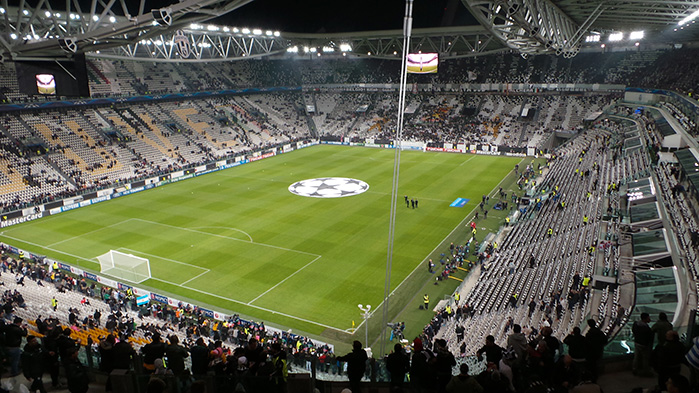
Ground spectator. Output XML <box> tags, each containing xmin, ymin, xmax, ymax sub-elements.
<box><xmin>564</xmin><ymin>327</ymin><xmax>587</xmax><ymax>363</ymax></box>
<box><xmin>113</xmin><ymin>335</ymin><xmax>136</xmax><ymax>371</ymax></box>
<box><xmin>21</xmin><ymin>335</ymin><xmax>47</xmax><ymax>393</ymax></box>
<box><xmin>434</xmin><ymin>338</ymin><xmax>457</xmax><ymax>393</ymax></box>
<box><xmin>65</xmin><ymin>347</ymin><xmax>89</xmax><ymax>393</ymax></box>
<box><xmin>42</xmin><ymin>328</ymin><xmax>62</xmax><ymax>388</ymax></box>
<box><xmin>189</xmin><ymin>337</ymin><xmax>209</xmax><ymax>376</ymax></box>
<box><xmin>477</xmin><ymin>335</ymin><xmax>503</xmax><ymax>364</ymax></box>
<box><xmin>585</xmin><ymin>319</ymin><xmax>607</xmax><ymax>380</ymax></box>
<box><xmin>385</xmin><ymin>343</ymin><xmax>409</xmax><ymax>389</ymax></box>
<box><xmin>99</xmin><ymin>335</ymin><xmax>116</xmax><ymax>392</ymax></box>
<box><xmin>476</xmin><ymin>361</ymin><xmax>509</xmax><ymax>393</ymax></box>
<box><xmin>632</xmin><ymin>312</ymin><xmax>654</xmax><ymax>377</ymax></box>
<box><xmin>553</xmin><ymin>355</ymin><xmax>580</xmax><ymax>391</ymax></box>
<box><xmin>5</xmin><ymin>316</ymin><xmax>28</xmax><ymax>376</ymax></box>
<box><xmin>507</xmin><ymin>324</ymin><xmax>528</xmax><ymax>367</ymax></box>
<box><xmin>666</xmin><ymin>374</ymin><xmax>691</xmax><ymax>393</ymax></box>
<box><xmin>165</xmin><ymin>335</ymin><xmax>189</xmax><ymax>376</ymax></box>
<box><xmin>654</xmin><ymin>331</ymin><xmax>687</xmax><ymax>388</ymax></box>
<box><xmin>651</xmin><ymin>312</ymin><xmax>673</xmax><ymax>349</ymax></box>
<box><xmin>337</xmin><ymin>340</ymin><xmax>368</xmax><ymax>393</ymax></box>
<box><xmin>446</xmin><ymin>363</ymin><xmax>483</xmax><ymax>393</ymax></box>
<box><xmin>411</xmin><ymin>338</ymin><xmax>434</xmax><ymax>393</ymax></box>
<box><xmin>141</xmin><ymin>332</ymin><xmax>166</xmax><ymax>374</ymax></box>
<box><xmin>270</xmin><ymin>342</ymin><xmax>288</xmax><ymax>393</ymax></box>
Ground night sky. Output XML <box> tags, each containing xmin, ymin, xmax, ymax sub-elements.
<box><xmin>145</xmin><ymin>0</ymin><xmax>478</xmax><ymax>33</ymax></box>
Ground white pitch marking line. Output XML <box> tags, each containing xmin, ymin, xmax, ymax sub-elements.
<box><xmin>354</xmin><ymin>157</ymin><xmax>527</xmax><ymax>331</ymax></box>
<box><xmin>0</xmin><ymin>234</ymin><xmax>99</xmax><ymax>265</ymax></box>
<box><xmin>180</xmin><ymin>270</ymin><xmax>210</xmax><ymax>286</ymax></box>
<box><xmin>117</xmin><ymin>247</ymin><xmax>209</xmax><ymax>273</ymax></box>
<box><xmin>187</xmin><ymin>226</ymin><xmax>253</xmax><ymax>242</ymax></box>
<box><xmin>46</xmin><ymin>218</ymin><xmax>136</xmax><ymax>248</ymax></box>
<box><xmin>131</xmin><ymin>218</ymin><xmax>320</xmax><ymax>257</ymax></box>
<box><xmin>248</xmin><ymin>255</ymin><xmax>322</xmax><ymax>305</ymax></box>
<box><xmin>148</xmin><ymin>276</ymin><xmax>346</xmax><ymax>333</ymax></box>
<box><xmin>459</xmin><ymin>155</ymin><xmax>477</xmax><ymax>166</ymax></box>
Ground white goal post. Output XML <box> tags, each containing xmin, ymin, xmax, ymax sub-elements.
<box><xmin>97</xmin><ymin>250</ymin><xmax>151</xmax><ymax>283</ymax></box>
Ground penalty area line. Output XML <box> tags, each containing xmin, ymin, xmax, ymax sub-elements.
<box><xmin>118</xmin><ymin>247</ymin><xmax>209</xmax><ymax>274</ymax></box>
<box><xmin>247</xmin><ymin>255</ymin><xmax>322</xmax><ymax>305</ymax></box>
<box><xmin>132</xmin><ymin>218</ymin><xmax>320</xmax><ymax>258</ymax></box>
<box><xmin>148</xmin><ymin>276</ymin><xmax>346</xmax><ymax>334</ymax></box>
<box><xmin>180</xmin><ymin>270</ymin><xmax>210</xmax><ymax>286</ymax></box>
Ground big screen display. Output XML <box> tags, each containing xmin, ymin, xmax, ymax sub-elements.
<box><xmin>406</xmin><ymin>53</ymin><xmax>438</xmax><ymax>74</ymax></box>
<box><xmin>15</xmin><ymin>54</ymin><xmax>90</xmax><ymax>97</ymax></box>
<box><xmin>36</xmin><ymin>74</ymin><xmax>56</xmax><ymax>95</ymax></box>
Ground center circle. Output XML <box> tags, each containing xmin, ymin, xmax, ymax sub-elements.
<box><xmin>288</xmin><ymin>177</ymin><xmax>370</xmax><ymax>198</ymax></box>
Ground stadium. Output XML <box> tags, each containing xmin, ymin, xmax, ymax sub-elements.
<box><xmin>0</xmin><ymin>0</ymin><xmax>698</xmax><ymax>392</ymax></box>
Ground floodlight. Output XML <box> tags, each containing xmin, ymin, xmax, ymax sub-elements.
<box><xmin>679</xmin><ymin>8</ymin><xmax>699</xmax><ymax>26</ymax></box>
<box><xmin>629</xmin><ymin>31</ymin><xmax>644</xmax><ymax>40</ymax></box>
<box><xmin>109</xmin><ymin>16</ymin><xmax>116</xmax><ymax>23</ymax></box>
<box><xmin>608</xmin><ymin>32</ymin><xmax>623</xmax><ymax>42</ymax></box>
<box><xmin>252</xmin><ymin>29</ymin><xmax>262</xmax><ymax>35</ymax></box>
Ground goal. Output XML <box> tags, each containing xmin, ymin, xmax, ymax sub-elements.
<box><xmin>97</xmin><ymin>250</ymin><xmax>151</xmax><ymax>283</ymax></box>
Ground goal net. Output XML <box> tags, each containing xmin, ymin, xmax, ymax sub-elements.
<box><xmin>97</xmin><ymin>250</ymin><xmax>151</xmax><ymax>283</ymax></box>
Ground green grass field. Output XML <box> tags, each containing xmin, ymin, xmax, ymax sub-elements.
<box><xmin>0</xmin><ymin>145</ymin><xmax>523</xmax><ymax>348</ymax></box>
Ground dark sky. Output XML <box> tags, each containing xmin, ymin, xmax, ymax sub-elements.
<box><xmin>210</xmin><ymin>0</ymin><xmax>477</xmax><ymax>33</ymax></box>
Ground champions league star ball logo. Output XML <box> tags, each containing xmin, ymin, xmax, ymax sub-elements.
<box><xmin>288</xmin><ymin>177</ymin><xmax>369</xmax><ymax>198</ymax></box>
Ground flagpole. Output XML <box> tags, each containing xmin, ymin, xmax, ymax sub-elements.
<box><xmin>379</xmin><ymin>0</ymin><xmax>413</xmax><ymax>357</ymax></box>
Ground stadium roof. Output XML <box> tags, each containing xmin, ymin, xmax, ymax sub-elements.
<box><xmin>0</xmin><ymin>0</ymin><xmax>698</xmax><ymax>61</ymax></box>
<box><xmin>554</xmin><ymin>0</ymin><xmax>699</xmax><ymax>34</ymax></box>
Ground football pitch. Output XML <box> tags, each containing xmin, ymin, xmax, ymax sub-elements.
<box><xmin>0</xmin><ymin>145</ymin><xmax>521</xmax><ymax>341</ymax></box>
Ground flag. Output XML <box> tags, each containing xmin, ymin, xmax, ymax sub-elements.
<box><xmin>137</xmin><ymin>295</ymin><xmax>149</xmax><ymax>306</ymax></box>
